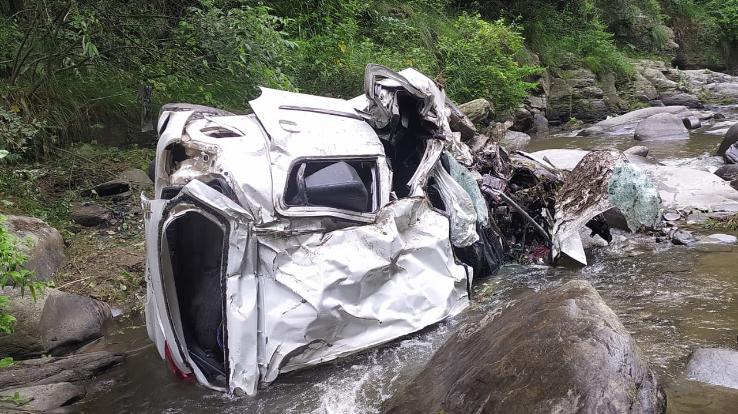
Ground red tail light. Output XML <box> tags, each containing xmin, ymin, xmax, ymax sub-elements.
<box><xmin>164</xmin><ymin>341</ymin><xmax>195</xmax><ymax>382</ymax></box>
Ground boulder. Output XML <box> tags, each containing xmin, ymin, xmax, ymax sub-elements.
<box><xmin>382</xmin><ymin>280</ymin><xmax>666</xmax><ymax>414</ymax></box>
<box><xmin>116</xmin><ymin>168</ymin><xmax>153</xmax><ymax>187</ymax></box>
<box><xmin>671</xmin><ymin>229</ymin><xmax>696</xmax><ymax>245</ymax></box>
<box><xmin>548</xmin><ymin>69</ymin><xmax>609</xmax><ymax>122</ymax></box>
<box><xmin>39</xmin><ymin>292</ymin><xmax>113</xmax><ymax>355</ymax></box>
<box><xmin>643</xmin><ymin>164</ymin><xmax>738</xmax><ymax>212</ymax></box>
<box><xmin>70</xmin><ymin>203</ymin><xmax>111</xmax><ymax>227</ymax></box>
<box><xmin>717</xmin><ymin>123</ymin><xmax>738</xmax><ymax>156</ymax></box>
<box><xmin>530</xmin><ymin>111</ymin><xmax>549</xmax><ymax>138</ymax></box>
<box><xmin>500</xmin><ymin>131</ymin><xmax>531</xmax><ymax>152</ymax></box>
<box><xmin>0</xmin><ymin>288</ymin><xmax>112</xmax><ymax>358</ymax></box>
<box><xmin>0</xmin><ymin>382</ymin><xmax>85</xmax><ymax>412</ymax></box>
<box><xmin>1</xmin><ymin>215</ymin><xmax>64</xmax><ymax>281</ymax></box>
<box><xmin>685</xmin><ymin>348</ymin><xmax>738</xmax><ymax>390</ymax></box>
<box><xmin>715</xmin><ymin>164</ymin><xmax>738</xmax><ymax>181</ymax></box>
<box><xmin>457</xmin><ymin>99</ymin><xmax>492</xmax><ymax>124</ymax></box>
<box><xmin>625</xmin><ymin>146</ymin><xmax>650</xmax><ymax>157</ymax></box>
<box><xmin>661</xmin><ymin>93</ymin><xmax>702</xmax><ymax>109</ymax></box>
<box><xmin>634</xmin><ymin>113</ymin><xmax>689</xmax><ymax>141</ymax></box>
<box><xmin>682</xmin><ymin>116</ymin><xmax>701</xmax><ymax>130</ymax></box>
<box><xmin>579</xmin><ymin>106</ymin><xmax>694</xmax><ymax>137</ymax></box>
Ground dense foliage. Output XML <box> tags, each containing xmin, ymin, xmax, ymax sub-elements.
<box><xmin>1</xmin><ymin>0</ymin><xmax>736</xmax><ymax>158</ymax></box>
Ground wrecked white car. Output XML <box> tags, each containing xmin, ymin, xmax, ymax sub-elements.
<box><xmin>142</xmin><ymin>65</ymin><xmax>498</xmax><ymax>395</ymax></box>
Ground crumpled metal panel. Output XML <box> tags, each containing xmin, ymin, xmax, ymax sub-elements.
<box><xmin>255</xmin><ymin>197</ymin><xmax>469</xmax><ymax>386</ymax></box>
<box><xmin>250</xmin><ymin>88</ymin><xmax>390</xmax><ymax>223</ymax></box>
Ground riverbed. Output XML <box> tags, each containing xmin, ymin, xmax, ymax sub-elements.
<box><xmin>79</xmin><ymin>108</ymin><xmax>738</xmax><ymax>413</ymax></box>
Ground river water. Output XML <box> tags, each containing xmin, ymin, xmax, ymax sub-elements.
<box><xmin>80</xmin><ymin>107</ymin><xmax>738</xmax><ymax>413</ymax></box>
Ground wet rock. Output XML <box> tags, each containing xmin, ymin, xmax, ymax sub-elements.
<box><xmin>661</xmin><ymin>93</ymin><xmax>702</xmax><ymax>109</ymax></box>
<box><xmin>625</xmin><ymin>146</ymin><xmax>650</xmax><ymax>157</ymax></box>
<box><xmin>715</xmin><ymin>164</ymin><xmax>738</xmax><ymax>181</ymax></box>
<box><xmin>682</xmin><ymin>116</ymin><xmax>702</xmax><ymax>130</ymax></box>
<box><xmin>0</xmin><ymin>382</ymin><xmax>85</xmax><ymax>412</ymax></box>
<box><xmin>500</xmin><ymin>131</ymin><xmax>531</xmax><ymax>152</ymax></box>
<box><xmin>116</xmin><ymin>168</ymin><xmax>153</xmax><ymax>187</ymax></box>
<box><xmin>663</xmin><ymin>211</ymin><xmax>681</xmax><ymax>221</ymax></box>
<box><xmin>0</xmin><ymin>288</ymin><xmax>112</xmax><ymax>358</ymax></box>
<box><xmin>685</xmin><ymin>348</ymin><xmax>738</xmax><ymax>390</ymax></box>
<box><xmin>457</xmin><ymin>98</ymin><xmax>492</xmax><ymax>124</ymax></box>
<box><xmin>1</xmin><ymin>215</ymin><xmax>64</xmax><ymax>281</ymax></box>
<box><xmin>39</xmin><ymin>292</ymin><xmax>113</xmax><ymax>355</ymax></box>
<box><xmin>0</xmin><ymin>351</ymin><xmax>123</xmax><ymax>390</ymax></box>
<box><xmin>530</xmin><ymin>111</ymin><xmax>549</xmax><ymax>138</ymax></box>
<box><xmin>634</xmin><ymin>113</ymin><xmax>689</xmax><ymax>141</ymax></box>
<box><xmin>644</xmin><ymin>165</ymin><xmax>738</xmax><ymax>212</ymax></box>
<box><xmin>671</xmin><ymin>229</ymin><xmax>696</xmax><ymax>245</ymax></box>
<box><xmin>382</xmin><ymin>280</ymin><xmax>666</xmax><ymax>414</ymax></box>
<box><xmin>716</xmin><ymin>123</ymin><xmax>738</xmax><ymax>156</ymax></box>
<box><xmin>698</xmin><ymin>234</ymin><xmax>738</xmax><ymax>244</ymax></box>
<box><xmin>70</xmin><ymin>203</ymin><xmax>111</xmax><ymax>227</ymax></box>
<box><xmin>579</xmin><ymin>106</ymin><xmax>694</xmax><ymax>137</ymax></box>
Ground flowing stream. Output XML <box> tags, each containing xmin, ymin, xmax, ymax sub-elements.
<box><xmin>80</xmin><ymin>106</ymin><xmax>738</xmax><ymax>413</ymax></box>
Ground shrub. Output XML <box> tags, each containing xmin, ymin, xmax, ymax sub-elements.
<box><xmin>526</xmin><ymin>4</ymin><xmax>633</xmax><ymax>77</ymax></box>
<box><xmin>438</xmin><ymin>14</ymin><xmax>539</xmax><ymax>110</ymax></box>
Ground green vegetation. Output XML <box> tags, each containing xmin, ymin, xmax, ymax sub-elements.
<box><xmin>0</xmin><ymin>215</ymin><xmax>45</xmax><ymax>337</ymax></box>
<box><xmin>1</xmin><ymin>0</ymin><xmax>737</xmax><ymax>158</ymax></box>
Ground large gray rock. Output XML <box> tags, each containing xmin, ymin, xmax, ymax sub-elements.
<box><xmin>457</xmin><ymin>98</ymin><xmax>492</xmax><ymax>124</ymax></box>
<box><xmin>625</xmin><ymin>146</ymin><xmax>650</xmax><ymax>157</ymax></box>
<box><xmin>579</xmin><ymin>106</ymin><xmax>695</xmax><ymax>137</ymax></box>
<box><xmin>685</xmin><ymin>348</ymin><xmax>738</xmax><ymax>390</ymax></box>
<box><xmin>643</xmin><ymin>164</ymin><xmax>738</xmax><ymax>212</ymax></box>
<box><xmin>717</xmin><ymin>123</ymin><xmax>738</xmax><ymax>156</ymax></box>
<box><xmin>715</xmin><ymin>164</ymin><xmax>738</xmax><ymax>181</ymax></box>
<box><xmin>1</xmin><ymin>215</ymin><xmax>64</xmax><ymax>281</ymax></box>
<box><xmin>382</xmin><ymin>280</ymin><xmax>666</xmax><ymax>414</ymax></box>
<box><xmin>70</xmin><ymin>203</ymin><xmax>111</xmax><ymax>227</ymax></box>
<box><xmin>0</xmin><ymin>382</ymin><xmax>85</xmax><ymax>411</ymax></box>
<box><xmin>500</xmin><ymin>130</ymin><xmax>531</xmax><ymax>152</ymax></box>
<box><xmin>39</xmin><ymin>291</ymin><xmax>113</xmax><ymax>355</ymax></box>
<box><xmin>116</xmin><ymin>168</ymin><xmax>153</xmax><ymax>187</ymax></box>
<box><xmin>634</xmin><ymin>113</ymin><xmax>690</xmax><ymax>141</ymax></box>
<box><xmin>0</xmin><ymin>288</ymin><xmax>112</xmax><ymax>358</ymax></box>
<box><xmin>661</xmin><ymin>92</ymin><xmax>702</xmax><ymax>108</ymax></box>
<box><xmin>548</xmin><ymin>69</ymin><xmax>609</xmax><ymax>123</ymax></box>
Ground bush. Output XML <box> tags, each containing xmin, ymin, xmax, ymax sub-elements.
<box><xmin>526</xmin><ymin>3</ymin><xmax>633</xmax><ymax>77</ymax></box>
<box><xmin>0</xmin><ymin>108</ymin><xmax>47</xmax><ymax>161</ymax></box>
<box><xmin>438</xmin><ymin>14</ymin><xmax>539</xmax><ymax>110</ymax></box>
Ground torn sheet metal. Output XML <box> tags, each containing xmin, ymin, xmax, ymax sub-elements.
<box><xmin>552</xmin><ymin>151</ymin><xmax>661</xmax><ymax>264</ymax></box>
<box><xmin>257</xmin><ymin>198</ymin><xmax>469</xmax><ymax>383</ymax></box>
<box><xmin>144</xmin><ymin>65</ymin><xmax>478</xmax><ymax>396</ymax></box>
